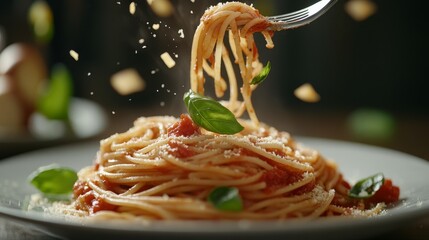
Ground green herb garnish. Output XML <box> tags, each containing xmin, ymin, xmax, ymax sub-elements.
<box><xmin>183</xmin><ymin>90</ymin><xmax>244</xmax><ymax>134</ymax></box>
<box><xmin>37</xmin><ymin>63</ymin><xmax>73</xmax><ymax>120</ymax></box>
<box><xmin>28</xmin><ymin>164</ymin><xmax>77</xmax><ymax>195</ymax></box>
<box><xmin>250</xmin><ymin>61</ymin><xmax>271</xmax><ymax>85</ymax></box>
<box><xmin>348</xmin><ymin>173</ymin><xmax>385</xmax><ymax>199</ymax></box>
<box><xmin>208</xmin><ymin>186</ymin><xmax>243</xmax><ymax>212</ymax></box>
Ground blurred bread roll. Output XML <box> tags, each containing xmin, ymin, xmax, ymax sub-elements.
<box><xmin>0</xmin><ymin>43</ymin><xmax>48</xmax><ymax>134</ymax></box>
<box><xmin>0</xmin><ymin>75</ymin><xmax>26</xmax><ymax>135</ymax></box>
<box><xmin>0</xmin><ymin>43</ymin><xmax>47</xmax><ymax>109</ymax></box>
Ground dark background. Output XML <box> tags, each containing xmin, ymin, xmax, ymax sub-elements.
<box><xmin>1</xmin><ymin>0</ymin><xmax>427</xmax><ymax>112</ymax></box>
<box><xmin>1</xmin><ymin>0</ymin><xmax>428</xmax><ymax>159</ymax></box>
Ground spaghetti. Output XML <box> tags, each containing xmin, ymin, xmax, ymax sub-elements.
<box><xmin>190</xmin><ymin>2</ymin><xmax>273</xmax><ymax>126</ymax></box>
<box><xmin>67</xmin><ymin>2</ymin><xmax>399</xmax><ymax>220</ymax></box>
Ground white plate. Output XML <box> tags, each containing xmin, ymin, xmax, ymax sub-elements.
<box><xmin>0</xmin><ymin>137</ymin><xmax>429</xmax><ymax>240</ymax></box>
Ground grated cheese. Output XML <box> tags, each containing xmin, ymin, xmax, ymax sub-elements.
<box><xmin>110</xmin><ymin>68</ymin><xmax>146</xmax><ymax>95</ymax></box>
<box><xmin>345</xmin><ymin>0</ymin><xmax>377</xmax><ymax>21</ymax></box>
<box><xmin>294</xmin><ymin>83</ymin><xmax>320</xmax><ymax>103</ymax></box>
<box><xmin>160</xmin><ymin>52</ymin><xmax>176</xmax><ymax>68</ymax></box>
<box><xmin>147</xmin><ymin>0</ymin><xmax>173</xmax><ymax>17</ymax></box>
<box><xmin>178</xmin><ymin>29</ymin><xmax>185</xmax><ymax>38</ymax></box>
<box><xmin>69</xmin><ymin>50</ymin><xmax>79</xmax><ymax>61</ymax></box>
<box><xmin>129</xmin><ymin>2</ymin><xmax>136</xmax><ymax>15</ymax></box>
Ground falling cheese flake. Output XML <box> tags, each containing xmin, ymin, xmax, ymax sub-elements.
<box><xmin>294</xmin><ymin>83</ymin><xmax>320</xmax><ymax>103</ymax></box>
<box><xmin>110</xmin><ymin>68</ymin><xmax>146</xmax><ymax>95</ymax></box>
<box><xmin>129</xmin><ymin>2</ymin><xmax>136</xmax><ymax>15</ymax></box>
<box><xmin>69</xmin><ymin>50</ymin><xmax>79</xmax><ymax>61</ymax></box>
<box><xmin>147</xmin><ymin>0</ymin><xmax>173</xmax><ymax>17</ymax></box>
<box><xmin>178</xmin><ymin>29</ymin><xmax>185</xmax><ymax>38</ymax></box>
<box><xmin>152</xmin><ymin>23</ymin><xmax>160</xmax><ymax>30</ymax></box>
<box><xmin>160</xmin><ymin>52</ymin><xmax>176</xmax><ymax>68</ymax></box>
<box><xmin>345</xmin><ymin>0</ymin><xmax>377</xmax><ymax>21</ymax></box>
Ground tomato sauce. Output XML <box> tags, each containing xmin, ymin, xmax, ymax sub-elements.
<box><xmin>248</xmin><ymin>21</ymin><xmax>272</xmax><ymax>34</ymax></box>
<box><xmin>366</xmin><ymin>179</ymin><xmax>400</xmax><ymax>205</ymax></box>
<box><xmin>332</xmin><ymin>178</ymin><xmax>400</xmax><ymax>209</ymax></box>
<box><xmin>168</xmin><ymin>141</ymin><xmax>195</xmax><ymax>158</ymax></box>
<box><xmin>331</xmin><ymin>179</ymin><xmax>361</xmax><ymax>208</ymax></box>
<box><xmin>261</xmin><ymin>167</ymin><xmax>313</xmax><ymax>194</ymax></box>
<box><xmin>81</xmin><ymin>191</ymin><xmax>118</xmax><ymax>214</ymax></box>
<box><xmin>73</xmin><ymin>180</ymin><xmax>91</xmax><ymax>198</ymax></box>
<box><xmin>168</xmin><ymin>114</ymin><xmax>200</xmax><ymax>137</ymax></box>
<box><xmin>100</xmin><ymin>175</ymin><xmax>117</xmax><ymax>192</ymax></box>
<box><xmin>73</xmin><ymin>180</ymin><xmax>118</xmax><ymax>214</ymax></box>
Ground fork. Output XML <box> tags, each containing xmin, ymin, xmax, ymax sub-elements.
<box><xmin>266</xmin><ymin>0</ymin><xmax>338</xmax><ymax>31</ymax></box>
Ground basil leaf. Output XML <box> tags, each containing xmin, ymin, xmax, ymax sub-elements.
<box><xmin>250</xmin><ymin>61</ymin><xmax>271</xmax><ymax>85</ymax></box>
<box><xmin>348</xmin><ymin>173</ymin><xmax>385</xmax><ymax>199</ymax></box>
<box><xmin>37</xmin><ymin>63</ymin><xmax>73</xmax><ymax>120</ymax></box>
<box><xmin>183</xmin><ymin>90</ymin><xmax>244</xmax><ymax>134</ymax></box>
<box><xmin>28</xmin><ymin>164</ymin><xmax>77</xmax><ymax>195</ymax></box>
<box><xmin>208</xmin><ymin>186</ymin><xmax>243</xmax><ymax>212</ymax></box>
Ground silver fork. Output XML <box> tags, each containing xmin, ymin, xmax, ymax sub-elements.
<box><xmin>266</xmin><ymin>0</ymin><xmax>338</xmax><ymax>31</ymax></box>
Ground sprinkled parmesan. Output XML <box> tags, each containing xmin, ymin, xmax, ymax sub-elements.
<box><xmin>223</xmin><ymin>149</ymin><xmax>240</xmax><ymax>158</ymax></box>
<box><xmin>129</xmin><ymin>2</ymin><xmax>136</xmax><ymax>15</ymax></box>
<box><xmin>308</xmin><ymin>185</ymin><xmax>332</xmax><ymax>203</ymax></box>
<box><xmin>69</xmin><ymin>50</ymin><xmax>79</xmax><ymax>61</ymax></box>
<box><xmin>294</xmin><ymin>83</ymin><xmax>320</xmax><ymax>103</ymax></box>
<box><xmin>160</xmin><ymin>52</ymin><xmax>176</xmax><ymax>68</ymax></box>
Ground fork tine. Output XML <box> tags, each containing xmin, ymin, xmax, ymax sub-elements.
<box><xmin>267</xmin><ymin>0</ymin><xmax>337</xmax><ymax>31</ymax></box>
<box><xmin>277</xmin><ymin>11</ymin><xmax>309</xmax><ymax>22</ymax></box>
<box><xmin>282</xmin><ymin>11</ymin><xmax>311</xmax><ymax>23</ymax></box>
<box><xmin>267</xmin><ymin>8</ymin><xmax>308</xmax><ymax>22</ymax></box>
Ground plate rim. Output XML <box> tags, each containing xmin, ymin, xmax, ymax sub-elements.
<box><xmin>1</xmin><ymin>137</ymin><xmax>429</xmax><ymax>237</ymax></box>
